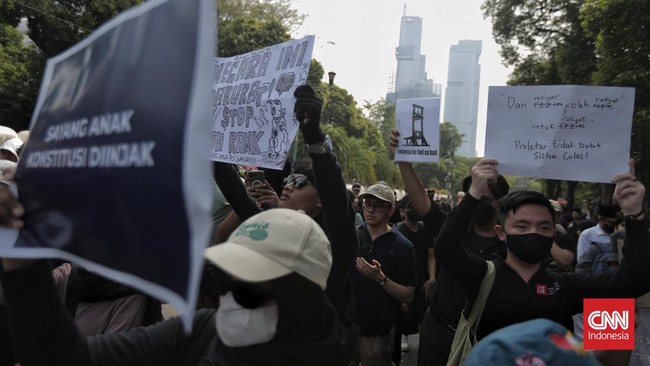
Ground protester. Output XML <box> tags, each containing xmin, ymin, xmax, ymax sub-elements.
<box><xmin>351</xmin><ymin>182</ymin><xmax>362</xmax><ymax>197</ymax></box>
<box><xmin>389</xmin><ymin>127</ymin><xmax>511</xmax><ymax>366</ymax></box>
<box><xmin>211</xmin><ymin>85</ymin><xmax>359</xmax><ymax>350</ymax></box>
<box><xmin>0</xmin><ymin>208</ymin><xmax>356</xmax><ymax>365</ymax></box>
<box><xmin>0</xmin><ymin>137</ymin><xmax>23</xmax><ymax>162</ymax></box>
<box><xmin>393</xmin><ymin>194</ymin><xmax>436</xmax><ymax>359</ymax></box>
<box><xmin>547</xmin><ymin>199</ymin><xmax>578</xmax><ymax>273</ymax></box>
<box><xmin>576</xmin><ymin>204</ymin><xmax>620</xmax><ymax>259</ymax></box>
<box><xmin>0</xmin><ymin>126</ymin><xmax>17</xmax><ymax>146</ymax></box>
<box><xmin>349</xmin><ymin>183</ymin><xmax>416</xmax><ymax>366</ymax></box>
<box><xmin>435</xmin><ymin>158</ymin><xmax>649</xmax><ymax>346</ymax></box>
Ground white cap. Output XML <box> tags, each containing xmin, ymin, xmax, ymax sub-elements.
<box><xmin>17</xmin><ymin>130</ymin><xmax>30</xmax><ymax>144</ymax></box>
<box><xmin>0</xmin><ymin>137</ymin><xmax>23</xmax><ymax>160</ymax></box>
<box><xmin>0</xmin><ymin>160</ymin><xmax>17</xmax><ymax>185</ymax></box>
<box><xmin>204</xmin><ymin>208</ymin><xmax>332</xmax><ymax>289</ymax></box>
<box><xmin>0</xmin><ymin>126</ymin><xmax>17</xmax><ymax>145</ymax></box>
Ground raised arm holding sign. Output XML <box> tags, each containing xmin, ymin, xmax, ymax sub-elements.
<box><xmin>210</xmin><ymin>36</ymin><xmax>315</xmax><ymax>170</ymax></box>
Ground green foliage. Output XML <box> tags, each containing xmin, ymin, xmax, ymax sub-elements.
<box><xmin>307</xmin><ymin>58</ymin><xmax>324</xmax><ymax>87</ymax></box>
<box><xmin>581</xmin><ymin>0</ymin><xmax>650</xmax><ymax>189</ymax></box>
<box><xmin>2</xmin><ymin>0</ymin><xmax>143</xmax><ymax>57</ymax></box>
<box><xmin>217</xmin><ymin>16</ymin><xmax>289</xmax><ymax>57</ymax></box>
<box><xmin>0</xmin><ymin>25</ymin><xmax>44</xmax><ymax>130</ymax></box>
<box><xmin>364</xmin><ymin>98</ymin><xmax>396</xmax><ymax>139</ymax></box>
<box><xmin>0</xmin><ymin>0</ymin><xmax>142</xmax><ymax>129</ymax></box>
<box><xmin>483</xmin><ymin>0</ymin><xmax>649</xmax><ymax>206</ymax></box>
<box><xmin>216</xmin><ymin>0</ymin><xmax>304</xmax><ymax>56</ymax></box>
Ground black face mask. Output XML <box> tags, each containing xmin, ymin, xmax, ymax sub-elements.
<box><xmin>602</xmin><ymin>224</ymin><xmax>615</xmax><ymax>233</ymax></box>
<box><xmin>471</xmin><ymin>202</ymin><xmax>496</xmax><ymax>226</ymax></box>
<box><xmin>406</xmin><ymin>210</ymin><xmax>421</xmax><ymax>222</ymax></box>
<box><xmin>505</xmin><ymin>232</ymin><xmax>553</xmax><ymax>264</ymax></box>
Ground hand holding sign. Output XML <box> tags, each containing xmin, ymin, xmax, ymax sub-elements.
<box><xmin>613</xmin><ymin>160</ymin><xmax>645</xmax><ymax>216</ymax></box>
<box><xmin>469</xmin><ymin>159</ymin><xmax>500</xmax><ymax>199</ymax></box>
<box><xmin>294</xmin><ymin>85</ymin><xmax>324</xmax><ymax>145</ymax></box>
<box><xmin>485</xmin><ymin>85</ymin><xmax>635</xmax><ymax>183</ymax></box>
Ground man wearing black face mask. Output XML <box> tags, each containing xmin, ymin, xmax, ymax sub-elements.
<box><xmin>435</xmin><ymin>158</ymin><xmax>650</xmax><ymax>345</ymax></box>
<box><xmin>393</xmin><ymin>195</ymin><xmax>436</xmax><ymax>358</ymax></box>
<box><xmin>388</xmin><ymin>129</ymin><xmax>510</xmax><ymax>365</ymax></box>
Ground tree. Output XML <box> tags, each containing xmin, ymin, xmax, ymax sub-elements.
<box><xmin>0</xmin><ymin>25</ymin><xmax>44</xmax><ymax>130</ymax></box>
<box><xmin>0</xmin><ymin>0</ymin><xmax>303</xmax><ymax>131</ymax></box>
<box><xmin>413</xmin><ymin>122</ymin><xmax>468</xmax><ymax>193</ymax></box>
<box><xmin>581</xmin><ymin>0</ymin><xmax>650</xmax><ymax>200</ymax></box>
<box><xmin>0</xmin><ymin>0</ymin><xmax>143</xmax><ymax>130</ymax></box>
<box><xmin>0</xmin><ymin>0</ymin><xmax>143</xmax><ymax>58</ymax></box>
<box><xmin>483</xmin><ymin>0</ymin><xmax>648</xmax><ymax>207</ymax></box>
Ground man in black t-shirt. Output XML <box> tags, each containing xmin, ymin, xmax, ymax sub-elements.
<box><xmin>389</xmin><ymin>129</ymin><xmax>510</xmax><ymax>365</ymax></box>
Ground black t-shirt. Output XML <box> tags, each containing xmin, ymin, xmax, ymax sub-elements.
<box><xmin>397</xmin><ymin>221</ymin><xmax>435</xmax><ymax>286</ymax></box>
<box><xmin>428</xmin><ymin>229</ymin><xmax>505</xmax><ymax>325</ymax></box>
<box><xmin>351</xmin><ymin>224</ymin><xmax>416</xmax><ymax>336</ymax></box>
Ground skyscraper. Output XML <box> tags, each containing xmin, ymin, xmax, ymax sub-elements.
<box><xmin>386</xmin><ymin>15</ymin><xmax>441</xmax><ymax>103</ymax></box>
<box><xmin>444</xmin><ymin>40</ymin><xmax>482</xmax><ymax>157</ymax></box>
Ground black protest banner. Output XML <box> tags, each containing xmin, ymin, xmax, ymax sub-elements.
<box><xmin>0</xmin><ymin>0</ymin><xmax>215</xmax><ymax>328</ymax></box>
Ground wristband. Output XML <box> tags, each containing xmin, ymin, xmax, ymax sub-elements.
<box><xmin>625</xmin><ymin>210</ymin><xmax>645</xmax><ymax>221</ymax></box>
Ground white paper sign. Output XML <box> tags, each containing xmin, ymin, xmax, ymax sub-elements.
<box><xmin>210</xmin><ymin>36</ymin><xmax>314</xmax><ymax>169</ymax></box>
<box><xmin>394</xmin><ymin>97</ymin><xmax>441</xmax><ymax>163</ymax></box>
<box><xmin>485</xmin><ymin>85</ymin><xmax>635</xmax><ymax>183</ymax></box>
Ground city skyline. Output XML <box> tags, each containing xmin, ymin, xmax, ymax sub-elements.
<box><xmin>386</xmin><ymin>14</ymin><xmax>441</xmax><ymax>103</ymax></box>
<box><xmin>291</xmin><ymin>0</ymin><xmax>512</xmax><ymax>156</ymax></box>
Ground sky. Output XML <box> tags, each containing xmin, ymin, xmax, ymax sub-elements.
<box><xmin>290</xmin><ymin>0</ymin><xmax>513</xmax><ymax>156</ymax></box>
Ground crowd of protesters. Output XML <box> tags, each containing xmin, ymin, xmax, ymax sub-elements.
<box><xmin>0</xmin><ymin>82</ymin><xmax>648</xmax><ymax>366</ymax></box>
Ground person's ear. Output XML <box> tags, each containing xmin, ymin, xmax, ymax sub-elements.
<box><xmin>494</xmin><ymin>224</ymin><xmax>506</xmax><ymax>241</ymax></box>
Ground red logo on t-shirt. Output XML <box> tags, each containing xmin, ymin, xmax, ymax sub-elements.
<box><xmin>535</xmin><ymin>284</ymin><xmax>547</xmax><ymax>296</ymax></box>
<box><xmin>583</xmin><ymin>298</ymin><xmax>634</xmax><ymax>350</ymax></box>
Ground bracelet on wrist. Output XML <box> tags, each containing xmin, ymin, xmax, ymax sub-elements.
<box><xmin>625</xmin><ymin>210</ymin><xmax>645</xmax><ymax>221</ymax></box>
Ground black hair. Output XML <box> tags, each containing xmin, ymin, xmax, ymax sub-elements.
<box><xmin>497</xmin><ymin>191</ymin><xmax>555</xmax><ymax>225</ymax></box>
<box><xmin>461</xmin><ymin>174</ymin><xmax>510</xmax><ymax>198</ymax></box>
<box><xmin>398</xmin><ymin>194</ymin><xmax>412</xmax><ymax>210</ymax></box>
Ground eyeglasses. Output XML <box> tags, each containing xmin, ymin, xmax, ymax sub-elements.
<box><xmin>282</xmin><ymin>175</ymin><xmax>310</xmax><ymax>189</ymax></box>
<box><xmin>363</xmin><ymin>200</ymin><xmax>392</xmax><ymax>211</ymax></box>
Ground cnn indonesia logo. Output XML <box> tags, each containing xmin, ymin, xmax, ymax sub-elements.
<box><xmin>584</xmin><ymin>298</ymin><xmax>635</xmax><ymax>350</ymax></box>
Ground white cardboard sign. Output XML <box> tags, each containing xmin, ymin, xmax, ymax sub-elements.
<box><xmin>394</xmin><ymin>97</ymin><xmax>441</xmax><ymax>163</ymax></box>
<box><xmin>485</xmin><ymin>85</ymin><xmax>635</xmax><ymax>183</ymax></box>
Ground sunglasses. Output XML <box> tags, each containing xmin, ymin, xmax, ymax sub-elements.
<box><xmin>282</xmin><ymin>175</ymin><xmax>310</xmax><ymax>189</ymax></box>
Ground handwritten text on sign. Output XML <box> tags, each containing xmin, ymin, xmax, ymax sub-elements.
<box><xmin>485</xmin><ymin>85</ymin><xmax>635</xmax><ymax>183</ymax></box>
<box><xmin>210</xmin><ymin>36</ymin><xmax>314</xmax><ymax>169</ymax></box>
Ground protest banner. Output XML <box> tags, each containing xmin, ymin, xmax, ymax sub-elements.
<box><xmin>210</xmin><ymin>36</ymin><xmax>315</xmax><ymax>169</ymax></box>
<box><xmin>0</xmin><ymin>0</ymin><xmax>215</xmax><ymax>329</ymax></box>
<box><xmin>394</xmin><ymin>97</ymin><xmax>441</xmax><ymax>163</ymax></box>
<box><xmin>485</xmin><ymin>85</ymin><xmax>635</xmax><ymax>183</ymax></box>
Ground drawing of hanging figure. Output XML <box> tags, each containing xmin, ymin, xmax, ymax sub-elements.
<box><xmin>261</xmin><ymin>98</ymin><xmax>289</xmax><ymax>163</ymax></box>
<box><xmin>403</xmin><ymin>103</ymin><xmax>429</xmax><ymax>146</ymax></box>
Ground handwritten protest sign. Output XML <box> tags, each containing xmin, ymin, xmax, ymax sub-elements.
<box><xmin>394</xmin><ymin>98</ymin><xmax>441</xmax><ymax>163</ymax></box>
<box><xmin>210</xmin><ymin>36</ymin><xmax>315</xmax><ymax>169</ymax></box>
<box><xmin>485</xmin><ymin>86</ymin><xmax>635</xmax><ymax>183</ymax></box>
<box><xmin>0</xmin><ymin>0</ymin><xmax>215</xmax><ymax>329</ymax></box>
